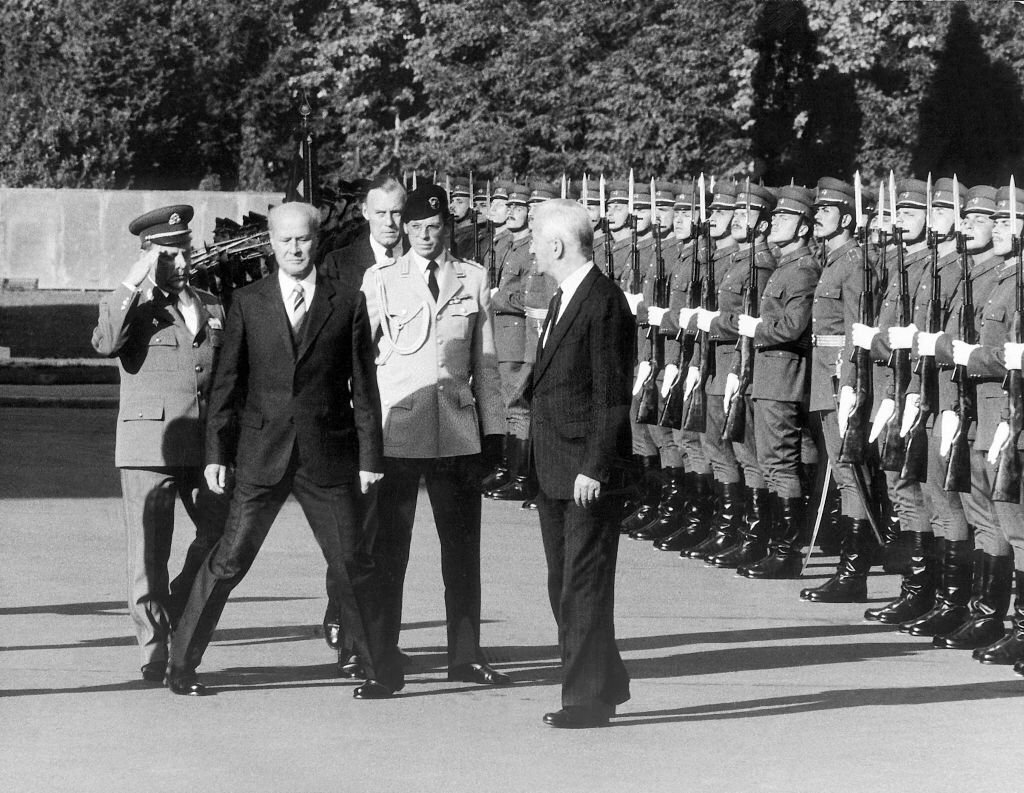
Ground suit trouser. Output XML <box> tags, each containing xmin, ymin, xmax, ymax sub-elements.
<box><xmin>324</xmin><ymin>487</ymin><xmax>377</xmax><ymax>651</ymax></box>
<box><xmin>702</xmin><ymin>394</ymin><xmax>742</xmax><ymax>484</ymax></box>
<box><xmin>120</xmin><ymin>466</ymin><xmax>228</xmax><ymax>669</ymax></box>
<box><xmin>375</xmin><ymin>455</ymin><xmax>484</xmax><ymax>668</ymax></box>
<box><xmin>169</xmin><ymin>451</ymin><xmax>399</xmax><ymax>689</ymax></box>
<box><xmin>536</xmin><ymin>487</ymin><xmax>631</xmax><ymax>711</ymax></box>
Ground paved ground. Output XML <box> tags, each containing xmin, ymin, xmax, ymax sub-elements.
<box><xmin>2</xmin><ymin>406</ymin><xmax>1023</xmax><ymax>793</ymax></box>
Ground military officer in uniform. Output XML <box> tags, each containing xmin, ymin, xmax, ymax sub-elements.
<box><xmin>91</xmin><ymin>205</ymin><xmax>228</xmax><ymax>683</ymax></box>
<box><xmin>361</xmin><ymin>183</ymin><xmax>511</xmax><ymax>686</ymax></box>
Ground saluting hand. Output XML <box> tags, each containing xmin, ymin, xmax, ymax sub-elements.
<box><xmin>125</xmin><ymin>248</ymin><xmax>162</xmax><ymax>289</ymax></box>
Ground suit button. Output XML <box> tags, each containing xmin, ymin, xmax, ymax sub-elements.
<box><xmin>154</xmin><ymin>337</ymin><xmax>161</xmax><ymax>343</ymax></box>
<box><xmin>195</xmin><ymin>365</ymin><xmax>202</xmax><ymax>372</ymax></box>
<box><xmin>138</xmin><ymin>412</ymin><xmax>143</xmax><ymax>418</ymax></box>
<box><xmin>438</xmin><ymin>385</ymin><xmax>444</xmax><ymax>391</ymax></box>
<box><xmin>193</xmin><ymin>341</ymin><xmax>200</xmax><ymax>348</ymax></box>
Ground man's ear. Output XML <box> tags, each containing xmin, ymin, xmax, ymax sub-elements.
<box><xmin>361</xmin><ymin>202</ymin><xmax>371</xmax><ymax>221</ymax></box>
<box><xmin>552</xmin><ymin>238</ymin><xmax>565</xmax><ymax>260</ymax></box>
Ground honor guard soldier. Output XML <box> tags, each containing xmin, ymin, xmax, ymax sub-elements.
<box><xmin>733</xmin><ymin>185</ymin><xmax>820</xmax><ymax>578</ymax></box>
<box><xmin>91</xmin><ymin>205</ymin><xmax>229</xmax><ymax>683</ymax></box>
<box><xmin>484</xmin><ymin>184</ymin><xmax>539</xmax><ymax>500</ymax></box>
<box><xmin>449</xmin><ymin>176</ymin><xmax>477</xmax><ymax>259</ymax></box>
<box><xmin>687</xmin><ymin>183</ymin><xmax>777</xmax><ymax>564</ymax></box>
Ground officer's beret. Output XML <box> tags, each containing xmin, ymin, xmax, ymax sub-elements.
<box><xmin>993</xmin><ymin>185</ymin><xmax>1024</xmax><ymax>218</ymax></box>
<box><xmin>814</xmin><ymin>177</ymin><xmax>855</xmax><ymax>212</ymax></box>
<box><xmin>529</xmin><ymin>183</ymin><xmax>558</xmax><ymax>204</ymax></box>
<box><xmin>896</xmin><ymin>179</ymin><xmax>929</xmax><ymax>209</ymax></box>
<box><xmin>507</xmin><ymin>184</ymin><xmax>531</xmax><ymax>206</ymax></box>
<box><xmin>965</xmin><ymin>185</ymin><xmax>997</xmax><ymax>215</ymax></box>
<box><xmin>774</xmin><ymin>185</ymin><xmax>815</xmax><ymax>219</ymax></box>
<box><xmin>129</xmin><ymin>205</ymin><xmax>193</xmax><ymax>246</ymax></box>
<box><xmin>932</xmin><ymin>177</ymin><xmax>967</xmax><ymax>210</ymax></box>
<box><xmin>735</xmin><ymin>183</ymin><xmax>777</xmax><ymax>213</ymax></box>
<box><xmin>709</xmin><ymin>180</ymin><xmax>737</xmax><ymax>210</ymax></box>
<box><xmin>403</xmin><ymin>184</ymin><xmax>450</xmax><ymax>223</ymax></box>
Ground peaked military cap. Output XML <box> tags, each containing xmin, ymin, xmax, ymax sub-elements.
<box><xmin>473</xmin><ymin>182</ymin><xmax>489</xmax><ymax>202</ymax></box>
<box><xmin>774</xmin><ymin>185</ymin><xmax>815</xmax><ymax>218</ymax></box>
<box><xmin>734</xmin><ymin>183</ymin><xmax>777</xmax><ymax>213</ymax></box>
<box><xmin>529</xmin><ymin>183</ymin><xmax>558</xmax><ymax>204</ymax></box>
<box><xmin>932</xmin><ymin>177</ymin><xmax>967</xmax><ymax>209</ymax></box>
<box><xmin>403</xmin><ymin>183</ymin><xmax>450</xmax><ymax>222</ymax></box>
<box><xmin>129</xmin><ymin>205</ymin><xmax>194</xmax><ymax>246</ymax></box>
<box><xmin>606</xmin><ymin>181</ymin><xmax>630</xmax><ymax>204</ymax></box>
<box><xmin>674</xmin><ymin>181</ymin><xmax>695</xmax><ymax>209</ymax></box>
<box><xmin>491</xmin><ymin>181</ymin><xmax>511</xmax><ymax>201</ymax></box>
<box><xmin>507</xmin><ymin>183</ymin><xmax>531</xmax><ymax>206</ymax></box>
<box><xmin>896</xmin><ymin>179</ymin><xmax>929</xmax><ymax>209</ymax></box>
<box><xmin>652</xmin><ymin>183</ymin><xmax>679</xmax><ymax>207</ymax></box>
<box><xmin>992</xmin><ymin>185</ymin><xmax>1024</xmax><ymax>218</ymax></box>
<box><xmin>709</xmin><ymin>180</ymin><xmax>737</xmax><ymax>210</ymax></box>
<box><xmin>964</xmin><ymin>185</ymin><xmax>997</xmax><ymax>215</ymax></box>
<box><xmin>449</xmin><ymin>177</ymin><xmax>471</xmax><ymax>197</ymax></box>
<box><xmin>814</xmin><ymin>177</ymin><xmax>856</xmax><ymax>211</ymax></box>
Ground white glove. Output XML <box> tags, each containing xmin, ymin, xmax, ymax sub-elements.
<box><xmin>900</xmin><ymin>392</ymin><xmax>921</xmax><ymax>437</ymax></box>
<box><xmin>988</xmin><ymin>421</ymin><xmax>1011</xmax><ymax>465</ymax></box>
<box><xmin>647</xmin><ymin>306</ymin><xmax>668</xmax><ymax>326</ymax></box>
<box><xmin>1005</xmin><ymin>342</ymin><xmax>1024</xmax><ymax>371</ymax></box>
<box><xmin>887</xmin><ymin>323</ymin><xmax>919</xmax><ymax>350</ymax></box>
<box><xmin>939</xmin><ymin>410</ymin><xmax>959</xmax><ymax>457</ymax></box>
<box><xmin>952</xmin><ymin>340</ymin><xmax>980</xmax><ymax>366</ymax></box>
<box><xmin>738</xmin><ymin>314</ymin><xmax>761</xmax><ymax>339</ymax></box>
<box><xmin>624</xmin><ymin>292</ymin><xmax>645</xmax><ymax>315</ymax></box>
<box><xmin>632</xmin><ymin>360</ymin><xmax>652</xmax><ymax>395</ymax></box>
<box><xmin>683</xmin><ymin>366</ymin><xmax>701</xmax><ymax>399</ymax></box>
<box><xmin>490</xmin><ymin>287</ymin><xmax>499</xmax><ymax>298</ymax></box>
<box><xmin>696</xmin><ymin>309</ymin><xmax>720</xmax><ymax>332</ymax></box>
<box><xmin>661</xmin><ymin>364</ymin><xmax>680</xmax><ymax>398</ymax></box>
<box><xmin>723</xmin><ymin>371</ymin><xmax>740</xmax><ymax>413</ymax></box>
<box><xmin>837</xmin><ymin>385</ymin><xmax>856</xmax><ymax>438</ymax></box>
<box><xmin>678</xmin><ymin>307</ymin><xmax>698</xmax><ymax>330</ymax></box>
<box><xmin>916</xmin><ymin>331</ymin><xmax>942</xmax><ymax>358</ymax></box>
<box><xmin>851</xmin><ymin>322</ymin><xmax>880</xmax><ymax>351</ymax></box>
<box><xmin>869</xmin><ymin>398</ymin><xmax>896</xmax><ymax>442</ymax></box>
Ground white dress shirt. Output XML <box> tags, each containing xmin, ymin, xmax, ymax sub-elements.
<box><xmin>369</xmin><ymin>235</ymin><xmax>396</xmax><ymax>265</ymax></box>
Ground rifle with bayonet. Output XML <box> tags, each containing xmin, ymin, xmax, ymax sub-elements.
<box><xmin>944</xmin><ymin>181</ymin><xmax>975</xmax><ymax>492</ymax></box>
<box><xmin>992</xmin><ymin>187</ymin><xmax>1024</xmax><ymax>502</ymax></box>
<box><xmin>722</xmin><ymin>183</ymin><xmax>757</xmax><ymax>443</ymax></box>
<box><xmin>486</xmin><ymin>218</ymin><xmax>497</xmax><ymax>289</ymax></box>
<box><xmin>902</xmin><ymin>174</ymin><xmax>940</xmax><ymax>482</ymax></box>
<box><xmin>638</xmin><ymin>179</ymin><xmax>668</xmax><ymax>425</ymax></box>
<box><xmin>879</xmin><ymin>222</ymin><xmax>912</xmax><ymax>471</ymax></box>
<box><xmin>838</xmin><ymin>173</ymin><xmax>876</xmax><ymax>464</ymax></box>
<box><xmin>628</xmin><ymin>171</ymin><xmax>642</xmax><ymax>294</ymax></box>
<box><xmin>681</xmin><ymin>204</ymin><xmax>716</xmax><ymax>433</ymax></box>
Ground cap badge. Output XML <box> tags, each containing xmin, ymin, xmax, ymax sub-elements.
<box><xmin>428</xmin><ymin>197</ymin><xmax>439</xmax><ymax>210</ymax></box>
<box><xmin>169</xmin><ymin>213</ymin><xmax>181</xmax><ymax>225</ymax></box>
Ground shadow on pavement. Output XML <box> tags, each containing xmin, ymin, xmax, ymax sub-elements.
<box><xmin>0</xmin><ymin>595</ymin><xmax>313</xmax><ymax>617</ymax></box>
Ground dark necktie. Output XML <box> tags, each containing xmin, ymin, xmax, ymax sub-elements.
<box><xmin>542</xmin><ymin>288</ymin><xmax>563</xmax><ymax>347</ymax></box>
<box><xmin>427</xmin><ymin>259</ymin><xmax>439</xmax><ymax>301</ymax></box>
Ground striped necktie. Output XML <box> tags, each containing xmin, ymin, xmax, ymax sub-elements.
<box><xmin>291</xmin><ymin>283</ymin><xmax>306</xmax><ymax>338</ymax></box>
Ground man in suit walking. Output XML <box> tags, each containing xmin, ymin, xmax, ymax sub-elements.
<box><xmin>92</xmin><ymin>205</ymin><xmax>229</xmax><ymax>683</ymax></box>
<box><xmin>528</xmin><ymin>198</ymin><xmax>634</xmax><ymax>728</ymax></box>
<box><xmin>166</xmin><ymin>202</ymin><xmax>400</xmax><ymax>699</ymax></box>
<box><xmin>361</xmin><ymin>183</ymin><xmax>510</xmax><ymax>686</ymax></box>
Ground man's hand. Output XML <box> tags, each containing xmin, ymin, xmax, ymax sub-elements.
<box><xmin>205</xmin><ymin>463</ymin><xmax>229</xmax><ymax>495</ymax></box>
<box><xmin>125</xmin><ymin>248</ymin><xmax>161</xmax><ymax>289</ymax></box>
<box><xmin>1005</xmin><ymin>342</ymin><xmax>1024</xmax><ymax>370</ymax></box>
<box><xmin>647</xmin><ymin>306</ymin><xmax>668</xmax><ymax>327</ymax></box>
<box><xmin>988</xmin><ymin>421</ymin><xmax>1011</xmax><ymax>465</ymax></box>
<box><xmin>723</xmin><ymin>371</ymin><xmax>740</xmax><ymax>413</ymax></box>
<box><xmin>696</xmin><ymin>308</ymin><xmax>720</xmax><ymax>332</ymax></box>
<box><xmin>900</xmin><ymin>392</ymin><xmax>921</xmax><ymax>437</ymax></box>
<box><xmin>737</xmin><ymin>314</ymin><xmax>761</xmax><ymax>339</ymax></box>
<box><xmin>869</xmin><ymin>398</ymin><xmax>896</xmax><ymax>442</ymax></box>
<box><xmin>851</xmin><ymin>322</ymin><xmax>880</xmax><ymax>351</ymax></box>
<box><xmin>359</xmin><ymin>470</ymin><xmax>383</xmax><ymax>494</ymax></box>
<box><xmin>678</xmin><ymin>307</ymin><xmax>698</xmax><ymax>330</ymax></box>
<box><xmin>683</xmin><ymin>366</ymin><xmax>701</xmax><ymax>399</ymax></box>
<box><xmin>837</xmin><ymin>385</ymin><xmax>856</xmax><ymax>437</ymax></box>
<box><xmin>624</xmin><ymin>292</ymin><xmax>644</xmax><ymax>315</ymax></box>
<box><xmin>915</xmin><ymin>331</ymin><xmax>942</xmax><ymax>358</ymax></box>
<box><xmin>573</xmin><ymin>473</ymin><xmax>601</xmax><ymax>508</ymax></box>
<box><xmin>939</xmin><ymin>410</ymin><xmax>959</xmax><ymax>457</ymax></box>
<box><xmin>952</xmin><ymin>340</ymin><xmax>980</xmax><ymax>366</ymax></box>
<box><xmin>887</xmin><ymin>323</ymin><xmax>918</xmax><ymax>350</ymax></box>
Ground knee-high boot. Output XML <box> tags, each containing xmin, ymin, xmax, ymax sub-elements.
<box><xmin>707</xmin><ymin>487</ymin><xmax>770</xmax><ymax>569</ymax></box>
<box><xmin>654</xmin><ymin>473</ymin><xmax>715</xmax><ymax>552</ymax></box>
<box><xmin>800</xmin><ymin>516</ymin><xmax>873</xmax><ymax>603</ymax></box>
<box><xmin>974</xmin><ymin>569</ymin><xmax>1024</xmax><ymax>664</ymax></box>
<box><xmin>863</xmin><ymin>532</ymin><xmax>935</xmax><ymax>624</ymax></box>
<box><xmin>619</xmin><ymin>455</ymin><xmax>662</xmax><ymax>534</ymax></box>
<box><xmin>682</xmin><ymin>481</ymin><xmax>743</xmax><ymax>560</ymax></box>
<box><xmin>738</xmin><ymin>493</ymin><xmax>803</xmax><ymax>579</ymax></box>
<box><xmin>900</xmin><ymin>538</ymin><xmax>971</xmax><ymax>636</ymax></box>
<box><xmin>933</xmin><ymin>552</ymin><xmax>1012</xmax><ymax>650</ymax></box>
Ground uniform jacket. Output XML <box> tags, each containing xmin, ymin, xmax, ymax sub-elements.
<box><xmin>205</xmin><ymin>275</ymin><xmax>384</xmax><ymax>486</ymax></box>
<box><xmin>490</xmin><ymin>233</ymin><xmax>532</xmax><ymax>363</ymax></box>
<box><xmin>815</xmin><ymin>238</ymin><xmax>869</xmax><ymax>411</ymax></box>
<box><xmin>92</xmin><ymin>283</ymin><xmax>224</xmax><ymax>468</ymax></box>
<box><xmin>362</xmin><ymin>251</ymin><xmax>504</xmax><ymax>458</ymax></box>
<box><xmin>529</xmin><ymin>265</ymin><xmax>634</xmax><ymax>499</ymax></box>
<box><xmin>751</xmin><ymin>245</ymin><xmax>820</xmax><ymax>403</ymax></box>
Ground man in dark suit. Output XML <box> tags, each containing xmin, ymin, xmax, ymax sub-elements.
<box><xmin>166</xmin><ymin>202</ymin><xmax>400</xmax><ymax>699</ymax></box>
<box><xmin>528</xmin><ymin>198</ymin><xmax>634</xmax><ymax>728</ymax></box>
<box><xmin>92</xmin><ymin>205</ymin><xmax>229</xmax><ymax>684</ymax></box>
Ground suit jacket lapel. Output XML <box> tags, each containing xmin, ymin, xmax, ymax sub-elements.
<box><xmin>534</xmin><ymin>266</ymin><xmax>600</xmax><ymax>384</ymax></box>
<box><xmin>257</xmin><ymin>275</ymin><xmax>296</xmax><ymax>362</ymax></box>
<box><xmin>295</xmin><ymin>276</ymin><xmax>336</xmax><ymax>363</ymax></box>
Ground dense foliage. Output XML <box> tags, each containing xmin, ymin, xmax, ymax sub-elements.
<box><xmin>1</xmin><ymin>0</ymin><xmax>1022</xmax><ymax>190</ymax></box>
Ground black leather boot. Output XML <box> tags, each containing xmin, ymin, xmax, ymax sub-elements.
<box><xmin>683</xmin><ymin>481</ymin><xmax>743</xmax><ymax>560</ymax></box>
<box><xmin>631</xmin><ymin>468</ymin><xmax>687</xmax><ymax>541</ymax></box>
<box><xmin>934</xmin><ymin>552</ymin><xmax>1012</xmax><ymax>650</ymax></box>
<box><xmin>974</xmin><ymin>569</ymin><xmax>1024</xmax><ymax>664</ymax></box>
<box><xmin>619</xmin><ymin>455</ymin><xmax>662</xmax><ymax>534</ymax></box>
<box><xmin>880</xmin><ymin>512</ymin><xmax>910</xmax><ymax>575</ymax></box>
<box><xmin>479</xmin><ymin>434</ymin><xmax>510</xmax><ymax>492</ymax></box>
<box><xmin>800</xmin><ymin>517</ymin><xmax>873</xmax><ymax>602</ymax></box>
<box><xmin>864</xmin><ymin>532</ymin><xmax>935</xmax><ymax>624</ymax></box>
<box><xmin>655</xmin><ymin>473</ymin><xmax>715</xmax><ymax>552</ymax></box>
<box><xmin>486</xmin><ymin>437</ymin><xmax>531</xmax><ymax>500</ymax></box>
<box><xmin>815</xmin><ymin>485</ymin><xmax>843</xmax><ymax>556</ymax></box>
<box><xmin>707</xmin><ymin>487</ymin><xmax>770</xmax><ymax>569</ymax></box>
<box><xmin>739</xmin><ymin>494</ymin><xmax>803</xmax><ymax>579</ymax></box>
<box><xmin>901</xmin><ymin>538</ymin><xmax>971</xmax><ymax>637</ymax></box>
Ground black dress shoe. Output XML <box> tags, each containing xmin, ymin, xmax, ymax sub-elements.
<box><xmin>141</xmin><ymin>663</ymin><xmax>166</xmax><ymax>683</ymax></box>
<box><xmin>352</xmin><ymin>680</ymin><xmax>395</xmax><ymax>699</ymax></box>
<box><xmin>167</xmin><ymin>674</ymin><xmax>209</xmax><ymax>696</ymax></box>
<box><xmin>543</xmin><ymin>706</ymin><xmax>612</xmax><ymax>729</ymax></box>
<box><xmin>323</xmin><ymin>621</ymin><xmax>341</xmax><ymax>651</ymax></box>
<box><xmin>337</xmin><ymin>653</ymin><xmax>365</xmax><ymax>679</ymax></box>
<box><xmin>447</xmin><ymin>662</ymin><xmax>512</xmax><ymax>685</ymax></box>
